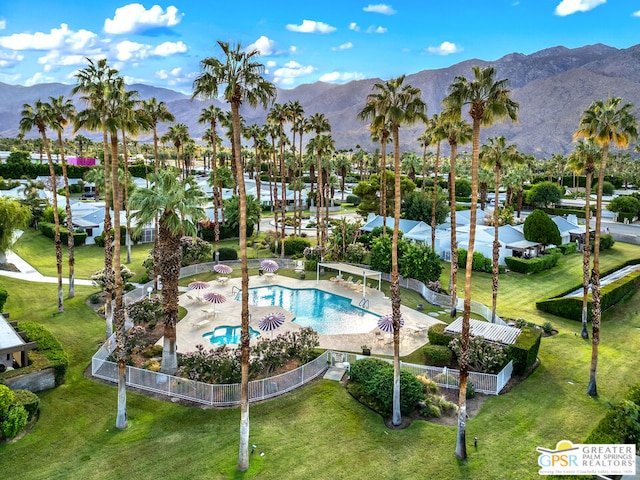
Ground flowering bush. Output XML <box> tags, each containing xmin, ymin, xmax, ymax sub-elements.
<box><xmin>178</xmin><ymin>344</ymin><xmax>243</xmax><ymax>384</ymax></box>
<box><xmin>126</xmin><ymin>295</ymin><xmax>164</xmax><ymax>327</ymax></box>
<box><xmin>303</xmin><ymin>246</ymin><xmax>322</xmax><ymax>261</ymax></box>
<box><xmin>449</xmin><ymin>335</ymin><xmax>508</xmax><ymax>374</ymax></box>
<box><xmin>124</xmin><ymin>325</ymin><xmax>147</xmax><ymax>356</ymax></box>
<box><xmin>91</xmin><ymin>265</ymin><xmax>134</xmax><ymax>290</ymax></box>
<box><xmin>181</xmin><ymin>236</ymin><xmax>212</xmax><ymax>266</ymax></box>
<box><xmin>427</xmin><ymin>280</ymin><xmax>441</xmax><ymax>293</ymax></box>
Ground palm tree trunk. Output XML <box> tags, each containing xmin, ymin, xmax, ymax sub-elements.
<box><xmin>211</xmin><ymin>131</ymin><xmax>220</xmax><ymax>262</ymax></box>
<box><xmin>588</xmin><ymin>146</ymin><xmax>608</xmax><ymax>397</ymax></box>
<box><xmin>457</xmin><ymin>117</ymin><xmax>482</xmax><ymax>461</ymax></box>
<box><xmin>316</xmin><ymin>151</ymin><xmax>324</xmax><ymax>255</ymax></box>
<box><xmin>58</xmin><ymin>131</ymin><xmax>75</xmax><ymax>299</ymax></box>
<box><xmin>43</xmin><ymin>133</ymin><xmax>64</xmax><ymax>313</ymax></box>
<box><xmin>232</xmin><ymin>101</ymin><xmax>251</xmax><ymax>472</ymax></box>
<box><xmin>449</xmin><ymin>141</ymin><xmax>459</xmax><ymax>318</ymax></box>
<box><xmin>380</xmin><ymin>138</ymin><xmax>387</xmax><ymax>233</ymax></box>
<box><xmin>491</xmin><ymin>166</ymin><xmax>501</xmax><ymax>323</ymax></box>
<box><xmin>153</xmin><ymin>127</ymin><xmax>160</xmax><ymax>291</ymax></box>
<box><xmin>391</xmin><ymin>127</ymin><xmax>402</xmax><ymax>427</ymax></box>
<box><xmin>581</xmin><ymin>171</ymin><xmax>592</xmax><ymax>339</ymax></box>
<box><xmin>159</xmin><ymin>222</ymin><xmax>181</xmax><ymax>374</ymax></box>
<box><xmin>122</xmin><ymin>129</ymin><xmax>132</xmax><ymax>264</ymax></box>
<box><xmin>431</xmin><ymin>141</ymin><xmax>440</xmax><ymax>251</ymax></box>
<box><xmin>103</xmin><ymin>128</ymin><xmax>114</xmax><ymax>338</ymax></box>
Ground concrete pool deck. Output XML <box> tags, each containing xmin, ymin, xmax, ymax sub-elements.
<box><xmin>174</xmin><ymin>274</ymin><xmax>444</xmax><ymax>357</ymax></box>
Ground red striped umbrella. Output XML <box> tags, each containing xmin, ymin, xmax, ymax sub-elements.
<box><xmin>258</xmin><ymin>312</ymin><xmax>286</xmax><ymax>339</ymax></box>
<box><xmin>260</xmin><ymin>259</ymin><xmax>279</xmax><ymax>273</ymax></box>
<box><xmin>213</xmin><ymin>264</ymin><xmax>233</xmax><ymax>274</ymax></box>
<box><xmin>377</xmin><ymin>314</ymin><xmax>405</xmax><ymax>333</ymax></box>
<box><xmin>188</xmin><ymin>281</ymin><xmax>210</xmax><ymax>290</ymax></box>
<box><xmin>203</xmin><ymin>291</ymin><xmax>227</xmax><ymax>314</ymax></box>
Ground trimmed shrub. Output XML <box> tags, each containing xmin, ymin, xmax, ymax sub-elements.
<box><xmin>585</xmin><ymin>383</ymin><xmax>640</xmax><ymax>446</ymax></box>
<box><xmin>217</xmin><ymin>247</ymin><xmax>238</xmax><ymax>261</ymax></box>
<box><xmin>422</xmin><ymin>345</ymin><xmax>452</xmax><ymax>367</ymax></box>
<box><xmin>11</xmin><ymin>389</ymin><xmax>39</xmax><ymax>421</ymax></box>
<box><xmin>1</xmin><ymin>404</ymin><xmax>28</xmax><ymax>439</ymax></box>
<box><xmin>19</xmin><ymin>322</ymin><xmax>69</xmax><ymax>385</ymax></box>
<box><xmin>600</xmin><ymin>234</ymin><xmax>615</xmax><ymax>251</ymax></box>
<box><xmin>505</xmin><ymin>326</ymin><xmax>542</xmax><ymax>375</ymax></box>
<box><xmin>282</xmin><ymin>237</ymin><xmax>312</xmax><ymax>256</ymax></box>
<box><xmin>558</xmin><ymin>242</ymin><xmax>577</xmax><ymax>255</ymax></box>
<box><xmin>346</xmin><ymin>194</ymin><xmax>361</xmax><ymax>206</ymax></box>
<box><xmin>0</xmin><ymin>285</ymin><xmax>8</xmax><ymax>312</ymax></box>
<box><xmin>505</xmin><ymin>252</ymin><xmax>561</xmax><ymax>274</ymax></box>
<box><xmin>427</xmin><ymin>323</ymin><xmax>454</xmax><ymax>346</ymax></box>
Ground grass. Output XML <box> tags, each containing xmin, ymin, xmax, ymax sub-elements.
<box><xmin>2</xmin><ymin>237</ymin><xmax>640</xmax><ymax>478</ymax></box>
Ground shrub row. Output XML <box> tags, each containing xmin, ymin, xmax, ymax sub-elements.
<box><xmin>585</xmin><ymin>384</ymin><xmax>640</xmax><ymax>447</ymax></box>
<box><xmin>272</xmin><ymin>237</ymin><xmax>311</xmax><ymax>256</ymax></box>
<box><xmin>539</xmin><ymin>207</ymin><xmax>594</xmax><ymax>219</ymax></box>
<box><xmin>505</xmin><ymin>252</ymin><xmax>561</xmax><ymax>274</ymax></box>
<box><xmin>0</xmin><ymin>285</ymin><xmax>7</xmax><ymax>312</ymax></box>
<box><xmin>457</xmin><ymin>248</ymin><xmax>492</xmax><ymax>273</ymax></box>
<box><xmin>38</xmin><ymin>222</ymin><xmax>88</xmax><ymax>246</ymax></box>
<box><xmin>18</xmin><ymin>322</ymin><xmax>69</xmax><ymax>385</ymax></box>
<box><xmin>558</xmin><ymin>242</ymin><xmax>577</xmax><ymax>255</ymax></box>
<box><xmin>427</xmin><ymin>323</ymin><xmax>453</xmax><ymax>346</ymax></box>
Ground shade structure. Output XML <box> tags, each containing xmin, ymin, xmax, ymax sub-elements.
<box><xmin>377</xmin><ymin>314</ymin><xmax>405</xmax><ymax>333</ymax></box>
<box><xmin>202</xmin><ymin>291</ymin><xmax>227</xmax><ymax>314</ymax></box>
<box><xmin>258</xmin><ymin>311</ymin><xmax>286</xmax><ymax>338</ymax></box>
<box><xmin>188</xmin><ymin>281</ymin><xmax>210</xmax><ymax>291</ymax></box>
<box><xmin>261</xmin><ymin>259</ymin><xmax>279</xmax><ymax>273</ymax></box>
<box><xmin>213</xmin><ymin>264</ymin><xmax>233</xmax><ymax>274</ymax></box>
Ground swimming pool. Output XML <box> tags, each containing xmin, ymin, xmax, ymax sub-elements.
<box><xmin>247</xmin><ymin>286</ymin><xmax>380</xmax><ymax>335</ymax></box>
<box><xmin>202</xmin><ymin>325</ymin><xmax>260</xmax><ymax>346</ymax></box>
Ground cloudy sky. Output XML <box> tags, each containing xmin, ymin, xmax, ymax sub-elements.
<box><xmin>0</xmin><ymin>1</ymin><xmax>638</xmax><ymax>93</ymax></box>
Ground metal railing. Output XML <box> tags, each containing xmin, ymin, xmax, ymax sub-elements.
<box><xmin>328</xmin><ymin>351</ymin><xmax>512</xmax><ymax>396</ymax></box>
<box><xmin>92</xmin><ymin>334</ymin><xmax>330</xmax><ymax>406</ymax></box>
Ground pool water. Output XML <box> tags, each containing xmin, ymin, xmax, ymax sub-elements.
<box><xmin>247</xmin><ymin>286</ymin><xmax>380</xmax><ymax>335</ymax></box>
<box><xmin>202</xmin><ymin>325</ymin><xmax>260</xmax><ymax>346</ymax></box>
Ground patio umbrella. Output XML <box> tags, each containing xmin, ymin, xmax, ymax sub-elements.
<box><xmin>188</xmin><ymin>281</ymin><xmax>210</xmax><ymax>291</ymax></box>
<box><xmin>258</xmin><ymin>311</ymin><xmax>286</xmax><ymax>339</ymax></box>
<box><xmin>203</xmin><ymin>291</ymin><xmax>227</xmax><ymax>314</ymax></box>
<box><xmin>261</xmin><ymin>259</ymin><xmax>279</xmax><ymax>273</ymax></box>
<box><xmin>213</xmin><ymin>264</ymin><xmax>233</xmax><ymax>274</ymax></box>
<box><xmin>377</xmin><ymin>313</ymin><xmax>405</xmax><ymax>333</ymax></box>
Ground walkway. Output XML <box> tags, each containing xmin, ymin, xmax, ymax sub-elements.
<box><xmin>0</xmin><ymin>250</ymin><xmax>94</xmax><ymax>286</ymax></box>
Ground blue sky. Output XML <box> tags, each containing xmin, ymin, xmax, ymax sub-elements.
<box><xmin>1</xmin><ymin>1</ymin><xmax>639</xmax><ymax>93</ymax></box>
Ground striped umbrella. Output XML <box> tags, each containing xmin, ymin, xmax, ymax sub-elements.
<box><xmin>213</xmin><ymin>264</ymin><xmax>233</xmax><ymax>274</ymax></box>
<box><xmin>188</xmin><ymin>281</ymin><xmax>210</xmax><ymax>291</ymax></box>
<box><xmin>377</xmin><ymin>314</ymin><xmax>405</xmax><ymax>333</ymax></box>
<box><xmin>260</xmin><ymin>259</ymin><xmax>279</xmax><ymax>273</ymax></box>
<box><xmin>202</xmin><ymin>291</ymin><xmax>227</xmax><ymax>314</ymax></box>
<box><xmin>258</xmin><ymin>311</ymin><xmax>286</xmax><ymax>339</ymax></box>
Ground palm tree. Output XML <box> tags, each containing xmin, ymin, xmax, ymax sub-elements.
<box><xmin>163</xmin><ymin>123</ymin><xmax>190</xmax><ymax>178</ymax></box>
<box><xmin>286</xmin><ymin>101</ymin><xmax>305</xmax><ymax>236</ymax></box>
<box><xmin>19</xmin><ymin>100</ymin><xmax>64</xmax><ymax>313</ymax></box>
<box><xmin>199</xmin><ymin>105</ymin><xmax>224</xmax><ymax>261</ymax></box>
<box><xmin>480</xmin><ymin>136</ymin><xmax>520</xmax><ymax>323</ymax></box>
<box><xmin>306</xmin><ymin>134</ymin><xmax>335</xmax><ymax>255</ymax></box>
<box><xmin>192</xmin><ymin>40</ymin><xmax>275</xmax><ymax>472</ymax></box>
<box><xmin>267</xmin><ymin>103</ymin><xmax>289</xmax><ymax>257</ymax></box>
<box><xmin>574</xmin><ymin>97</ymin><xmax>638</xmax><ymax>397</ymax></box>
<box><xmin>360</xmin><ymin>75</ymin><xmax>426</xmax><ymax>427</ymax></box>
<box><xmin>49</xmin><ymin>95</ymin><xmax>77</xmax><ymax>298</ymax></box>
<box><xmin>441</xmin><ymin>117</ymin><xmax>472</xmax><ymax>318</ymax></box>
<box><xmin>73</xmin><ymin>58</ymin><xmax>119</xmax><ymax>338</ymax></box>
<box><xmin>424</xmin><ymin>113</ymin><xmax>445</xmax><ymax>250</ymax></box>
<box><xmin>443</xmin><ymin>65</ymin><xmax>518</xmax><ymax>460</ymax></box>
<box><xmin>567</xmin><ymin>138</ymin><xmax>600</xmax><ymax>340</ymax></box>
<box><xmin>308</xmin><ymin>113</ymin><xmax>331</xmax><ymax>247</ymax></box>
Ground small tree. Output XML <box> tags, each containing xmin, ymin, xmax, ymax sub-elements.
<box><xmin>608</xmin><ymin>195</ymin><xmax>640</xmax><ymax>218</ymax></box>
<box><xmin>526</xmin><ymin>181</ymin><xmax>564</xmax><ymax>207</ymax></box>
<box><xmin>523</xmin><ymin>209</ymin><xmax>561</xmax><ymax>248</ymax></box>
<box><xmin>0</xmin><ymin>198</ymin><xmax>31</xmax><ymax>263</ymax></box>
<box><xmin>399</xmin><ymin>242</ymin><xmax>443</xmax><ymax>284</ymax></box>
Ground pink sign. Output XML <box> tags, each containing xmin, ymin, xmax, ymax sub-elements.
<box><xmin>67</xmin><ymin>157</ymin><xmax>96</xmax><ymax>166</ymax></box>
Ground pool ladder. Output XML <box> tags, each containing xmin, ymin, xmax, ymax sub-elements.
<box><xmin>232</xmin><ymin>285</ymin><xmax>241</xmax><ymax>301</ymax></box>
<box><xmin>359</xmin><ymin>297</ymin><xmax>369</xmax><ymax>309</ymax></box>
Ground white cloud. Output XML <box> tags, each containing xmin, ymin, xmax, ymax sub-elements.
<box><xmin>633</xmin><ymin>10</ymin><xmax>640</xmax><ymax>17</ymax></box>
<box><xmin>554</xmin><ymin>0</ymin><xmax>606</xmax><ymax>16</ymax></box>
<box><xmin>104</xmin><ymin>3</ymin><xmax>182</xmax><ymax>34</ymax></box>
<box><xmin>332</xmin><ymin>42</ymin><xmax>353</xmax><ymax>51</ymax></box>
<box><xmin>0</xmin><ymin>72</ymin><xmax>21</xmax><ymax>83</ymax></box>
<box><xmin>286</xmin><ymin>20</ymin><xmax>336</xmax><ymax>34</ymax></box>
<box><xmin>152</xmin><ymin>41</ymin><xmax>187</xmax><ymax>56</ymax></box>
<box><xmin>427</xmin><ymin>41</ymin><xmax>462</xmax><ymax>55</ymax></box>
<box><xmin>0</xmin><ymin>51</ymin><xmax>23</xmax><ymax>68</ymax></box>
<box><xmin>25</xmin><ymin>72</ymin><xmax>56</xmax><ymax>86</ymax></box>
<box><xmin>0</xmin><ymin>23</ymin><xmax>99</xmax><ymax>51</ymax></box>
<box><xmin>366</xmin><ymin>25</ymin><xmax>387</xmax><ymax>34</ymax></box>
<box><xmin>115</xmin><ymin>40</ymin><xmax>149</xmax><ymax>61</ymax></box>
<box><xmin>363</xmin><ymin>4</ymin><xmax>396</xmax><ymax>15</ymax></box>
<box><xmin>272</xmin><ymin>60</ymin><xmax>316</xmax><ymax>86</ymax></box>
<box><xmin>37</xmin><ymin>51</ymin><xmax>86</xmax><ymax>70</ymax></box>
<box><xmin>0</xmin><ymin>18</ymin><xmax>6</xmax><ymax>30</ymax></box>
<box><xmin>154</xmin><ymin>67</ymin><xmax>196</xmax><ymax>90</ymax></box>
<box><xmin>319</xmin><ymin>71</ymin><xmax>364</xmax><ymax>83</ymax></box>
<box><xmin>349</xmin><ymin>22</ymin><xmax>360</xmax><ymax>32</ymax></box>
<box><xmin>247</xmin><ymin>35</ymin><xmax>277</xmax><ymax>55</ymax></box>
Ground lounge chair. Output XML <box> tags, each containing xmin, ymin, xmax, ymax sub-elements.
<box><xmin>344</xmin><ymin>276</ymin><xmax>353</xmax><ymax>285</ymax></box>
<box><xmin>350</xmin><ymin>280</ymin><xmax>362</xmax><ymax>290</ymax></box>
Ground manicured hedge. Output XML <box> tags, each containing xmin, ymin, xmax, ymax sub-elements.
<box><xmin>505</xmin><ymin>326</ymin><xmax>542</xmax><ymax>375</ymax></box>
<box><xmin>0</xmin><ymin>285</ymin><xmax>8</xmax><ymax>312</ymax></box>
<box><xmin>18</xmin><ymin>322</ymin><xmax>69</xmax><ymax>385</ymax></box>
<box><xmin>535</xmin><ymin>297</ymin><xmax>587</xmax><ymax>321</ymax></box>
<box><xmin>11</xmin><ymin>389</ymin><xmax>40</xmax><ymax>420</ymax></box>
<box><xmin>585</xmin><ymin>384</ymin><xmax>640</xmax><ymax>446</ymax></box>
<box><xmin>38</xmin><ymin>222</ymin><xmax>88</xmax><ymax>246</ymax></box>
<box><xmin>539</xmin><ymin>207</ymin><xmax>595</xmax><ymax>219</ymax></box>
<box><xmin>217</xmin><ymin>247</ymin><xmax>238</xmax><ymax>261</ymax></box>
<box><xmin>558</xmin><ymin>242</ymin><xmax>577</xmax><ymax>255</ymax></box>
<box><xmin>280</xmin><ymin>238</ymin><xmax>311</xmax><ymax>256</ymax></box>
<box><xmin>505</xmin><ymin>252</ymin><xmax>561</xmax><ymax>274</ymax></box>
<box><xmin>422</xmin><ymin>345</ymin><xmax>452</xmax><ymax>366</ymax></box>
<box><xmin>427</xmin><ymin>323</ymin><xmax>454</xmax><ymax>346</ymax></box>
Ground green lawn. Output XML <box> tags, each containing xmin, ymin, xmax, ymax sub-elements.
<box><xmin>2</xmin><ymin>237</ymin><xmax>640</xmax><ymax>478</ymax></box>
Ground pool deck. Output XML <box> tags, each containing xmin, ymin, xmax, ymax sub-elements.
<box><xmin>175</xmin><ymin>274</ymin><xmax>444</xmax><ymax>357</ymax></box>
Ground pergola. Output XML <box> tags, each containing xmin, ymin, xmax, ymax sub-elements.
<box><xmin>506</xmin><ymin>239</ymin><xmax>543</xmax><ymax>259</ymax></box>
<box><xmin>316</xmin><ymin>262</ymin><xmax>382</xmax><ymax>296</ymax></box>
<box><xmin>0</xmin><ymin>314</ymin><xmax>37</xmax><ymax>369</ymax></box>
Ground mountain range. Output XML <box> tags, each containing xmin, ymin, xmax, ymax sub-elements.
<box><xmin>2</xmin><ymin>42</ymin><xmax>640</xmax><ymax>158</ymax></box>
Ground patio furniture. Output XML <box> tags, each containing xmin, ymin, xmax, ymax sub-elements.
<box><xmin>217</xmin><ymin>277</ymin><xmax>229</xmax><ymax>285</ymax></box>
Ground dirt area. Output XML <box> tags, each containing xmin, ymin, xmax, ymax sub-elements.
<box><xmin>0</xmin><ymin>263</ymin><xmax>19</xmax><ymax>272</ymax></box>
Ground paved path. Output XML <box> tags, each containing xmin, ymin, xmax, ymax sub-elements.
<box><xmin>0</xmin><ymin>250</ymin><xmax>94</xmax><ymax>285</ymax></box>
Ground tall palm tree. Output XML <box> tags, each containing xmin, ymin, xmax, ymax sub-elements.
<box><xmin>567</xmin><ymin>138</ymin><xmax>600</xmax><ymax>339</ymax></box>
<box><xmin>192</xmin><ymin>40</ymin><xmax>275</xmax><ymax>472</ymax></box>
<box><xmin>574</xmin><ymin>97</ymin><xmax>638</xmax><ymax>397</ymax></box>
<box><xmin>163</xmin><ymin>123</ymin><xmax>190</xmax><ymax>178</ymax></box>
<box><xmin>443</xmin><ymin>65</ymin><xmax>518</xmax><ymax>459</ymax></box>
<box><xmin>424</xmin><ymin>113</ymin><xmax>446</xmax><ymax>250</ymax></box>
<box><xmin>49</xmin><ymin>95</ymin><xmax>77</xmax><ymax>298</ymax></box>
<box><xmin>130</xmin><ymin>169</ymin><xmax>205</xmax><ymax>365</ymax></box>
<box><xmin>286</xmin><ymin>101</ymin><xmax>305</xmax><ymax>237</ymax></box>
<box><xmin>73</xmin><ymin>58</ymin><xmax>119</xmax><ymax>338</ymax></box>
<box><xmin>441</xmin><ymin>117</ymin><xmax>472</xmax><ymax>318</ymax></box>
<box><xmin>308</xmin><ymin>113</ymin><xmax>331</xmax><ymax>248</ymax></box>
<box><xmin>306</xmin><ymin>134</ymin><xmax>335</xmax><ymax>254</ymax></box>
<box><xmin>480</xmin><ymin>136</ymin><xmax>520</xmax><ymax>323</ymax></box>
<box><xmin>360</xmin><ymin>75</ymin><xmax>426</xmax><ymax>427</ymax></box>
<box><xmin>19</xmin><ymin>100</ymin><xmax>64</xmax><ymax>313</ymax></box>
<box><xmin>199</xmin><ymin>105</ymin><xmax>224</xmax><ymax>261</ymax></box>
<box><xmin>267</xmin><ymin>103</ymin><xmax>289</xmax><ymax>257</ymax></box>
